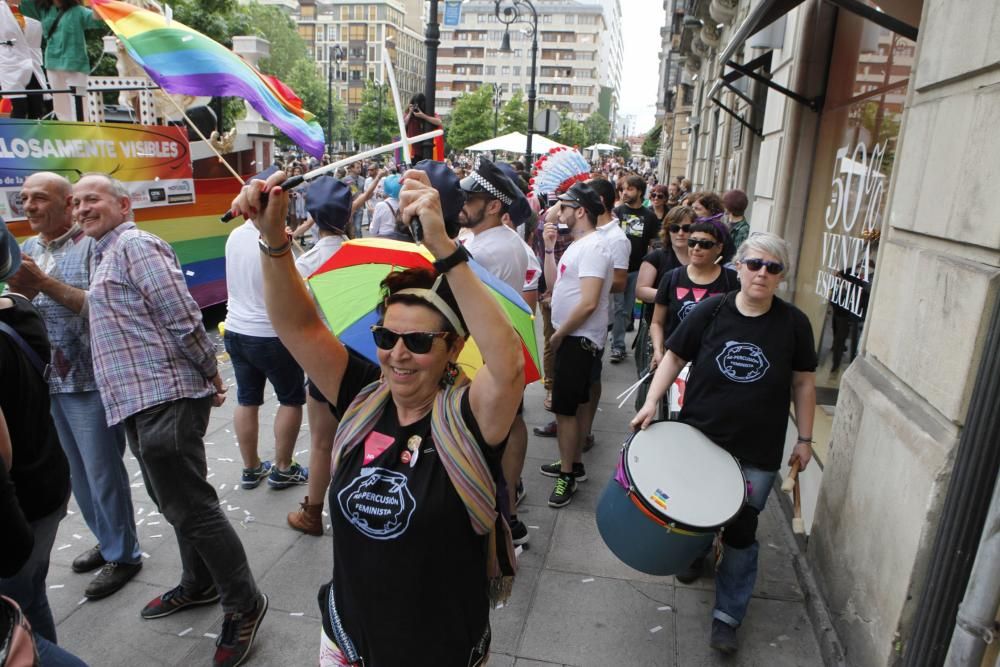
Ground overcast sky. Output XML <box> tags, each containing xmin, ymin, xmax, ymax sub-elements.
<box><xmin>618</xmin><ymin>0</ymin><xmax>666</xmax><ymax>136</ymax></box>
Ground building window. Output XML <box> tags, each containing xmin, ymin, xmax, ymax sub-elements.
<box><xmin>513</xmin><ymin>66</ymin><xmax>520</xmax><ymax>76</ymax></box>
<box><xmin>348</xmin><ymin>87</ymin><xmax>363</xmax><ymax>105</ymax></box>
<box><xmin>349</xmin><ymin>24</ymin><xmax>366</xmax><ymax>41</ymax></box>
<box><xmin>501</xmin><ymin>65</ymin><xmax>510</xmax><ymax>75</ymax></box>
<box><xmin>486</xmin><ymin>65</ymin><xmax>496</xmax><ymax>75</ymax></box>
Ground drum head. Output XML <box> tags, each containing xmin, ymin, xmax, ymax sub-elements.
<box><xmin>626</xmin><ymin>421</ymin><xmax>745</xmax><ymax>529</ymax></box>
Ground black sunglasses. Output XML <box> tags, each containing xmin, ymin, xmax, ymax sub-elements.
<box><xmin>371</xmin><ymin>325</ymin><xmax>451</xmax><ymax>354</ymax></box>
<box><xmin>650</xmin><ymin>193</ymin><xmax>665</xmax><ymax>199</ymax></box>
<box><xmin>668</xmin><ymin>223</ymin><xmax>692</xmax><ymax>234</ymax></box>
<box><xmin>743</xmin><ymin>258</ymin><xmax>785</xmax><ymax>275</ymax></box>
<box><xmin>687</xmin><ymin>238</ymin><xmax>719</xmax><ymax>249</ymax></box>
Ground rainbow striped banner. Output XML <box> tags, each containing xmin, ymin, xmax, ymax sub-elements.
<box><xmin>91</xmin><ymin>0</ymin><xmax>325</xmax><ymax>158</ymax></box>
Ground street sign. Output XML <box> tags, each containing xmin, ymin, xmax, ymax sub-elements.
<box><xmin>443</xmin><ymin>1</ymin><xmax>462</xmax><ymax>26</ymax></box>
<box><xmin>533</xmin><ymin>109</ymin><xmax>561</xmax><ymax>135</ymax></box>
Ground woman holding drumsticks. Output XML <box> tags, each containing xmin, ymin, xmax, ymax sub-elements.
<box><xmin>631</xmin><ymin>232</ymin><xmax>817</xmax><ymax>656</ymax></box>
<box><xmin>231</xmin><ymin>167</ymin><xmax>524</xmax><ymax>666</ymax></box>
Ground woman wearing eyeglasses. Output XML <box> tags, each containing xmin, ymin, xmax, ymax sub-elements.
<box><xmin>648</xmin><ymin>219</ymin><xmax>737</xmax><ymax>372</ymax></box>
<box><xmin>632</xmin><ymin>232</ymin><xmax>817</xmax><ymax>656</ymax></box>
<box><xmin>648</xmin><ymin>185</ymin><xmax>672</xmax><ymax>246</ymax></box>
<box><xmin>231</xmin><ymin>169</ymin><xmax>524</xmax><ymax>667</ymax></box>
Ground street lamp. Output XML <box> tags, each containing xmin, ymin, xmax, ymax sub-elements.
<box><xmin>492</xmin><ymin>82</ymin><xmax>502</xmax><ymax>137</ymax></box>
<box><xmin>328</xmin><ymin>44</ymin><xmax>344</xmax><ymax>153</ymax></box>
<box><xmin>496</xmin><ymin>0</ymin><xmax>538</xmax><ymax>159</ymax></box>
<box><xmin>374</xmin><ymin>81</ymin><xmax>389</xmax><ymax>145</ymax></box>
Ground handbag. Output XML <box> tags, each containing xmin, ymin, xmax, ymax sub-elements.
<box><xmin>0</xmin><ymin>595</ymin><xmax>40</xmax><ymax>667</ymax></box>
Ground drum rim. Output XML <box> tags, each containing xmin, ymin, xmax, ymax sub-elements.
<box><xmin>621</xmin><ymin>421</ymin><xmax>747</xmax><ymax>532</ymax></box>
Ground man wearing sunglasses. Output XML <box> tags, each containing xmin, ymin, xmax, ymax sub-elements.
<box><xmin>611</xmin><ymin>174</ymin><xmax>659</xmax><ymax>364</ymax></box>
<box><xmin>541</xmin><ymin>183</ymin><xmax>614</xmax><ymax>508</ymax></box>
<box><xmin>458</xmin><ymin>158</ymin><xmax>532</xmax><ymax>546</ymax></box>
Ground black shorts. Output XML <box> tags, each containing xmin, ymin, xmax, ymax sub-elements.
<box><xmin>551</xmin><ymin>336</ymin><xmax>603</xmax><ymax>416</ymax></box>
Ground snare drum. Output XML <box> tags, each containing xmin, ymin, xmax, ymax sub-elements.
<box><xmin>595</xmin><ymin>421</ymin><xmax>746</xmax><ymax>576</ymax></box>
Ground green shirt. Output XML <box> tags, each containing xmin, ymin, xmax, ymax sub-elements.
<box><xmin>20</xmin><ymin>0</ymin><xmax>104</xmax><ymax>73</ymax></box>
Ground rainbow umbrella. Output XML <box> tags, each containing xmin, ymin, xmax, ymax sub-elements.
<box><xmin>307</xmin><ymin>238</ymin><xmax>541</xmax><ymax>384</ymax></box>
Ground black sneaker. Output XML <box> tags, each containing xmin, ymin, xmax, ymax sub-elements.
<box><xmin>610</xmin><ymin>349</ymin><xmax>626</xmax><ymax>364</ymax></box>
<box><xmin>710</xmin><ymin>618</ymin><xmax>738</xmax><ymax>654</ymax></box>
<box><xmin>532</xmin><ymin>421</ymin><xmax>557</xmax><ymax>438</ymax></box>
<box><xmin>141</xmin><ymin>584</ymin><xmax>221</xmax><ymax>619</ymax></box>
<box><xmin>515</xmin><ymin>479</ymin><xmax>526</xmax><ymax>507</ymax></box>
<box><xmin>85</xmin><ymin>561</ymin><xmax>142</xmax><ymax>600</ymax></box>
<box><xmin>509</xmin><ymin>519</ymin><xmax>529</xmax><ymax>546</ymax></box>
<box><xmin>539</xmin><ymin>461</ymin><xmax>588</xmax><ymax>481</ymax></box>
<box><xmin>213</xmin><ymin>593</ymin><xmax>268</xmax><ymax>667</ymax></box>
<box><xmin>548</xmin><ymin>474</ymin><xmax>577</xmax><ymax>508</ymax></box>
<box><xmin>72</xmin><ymin>544</ymin><xmax>106</xmax><ymax>574</ymax></box>
<box><xmin>675</xmin><ymin>556</ymin><xmax>705</xmax><ymax>584</ymax></box>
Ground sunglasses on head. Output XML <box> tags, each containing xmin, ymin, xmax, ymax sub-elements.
<box><xmin>668</xmin><ymin>223</ymin><xmax>691</xmax><ymax>234</ymax></box>
<box><xmin>371</xmin><ymin>325</ymin><xmax>451</xmax><ymax>354</ymax></box>
<box><xmin>742</xmin><ymin>258</ymin><xmax>785</xmax><ymax>275</ymax></box>
<box><xmin>687</xmin><ymin>238</ymin><xmax>719</xmax><ymax>249</ymax></box>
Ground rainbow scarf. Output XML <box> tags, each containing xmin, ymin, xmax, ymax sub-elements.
<box><xmin>331</xmin><ymin>378</ymin><xmax>516</xmax><ymax>604</ymax></box>
<box><xmin>90</xmin><ymin>0</ymin><xmax>325</xmax><ymax>158</ymax></box>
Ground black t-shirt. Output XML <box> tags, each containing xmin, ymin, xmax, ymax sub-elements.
<box><xmin>640</xmin><ymin>247</ymin><xmax>684</xmax><ymax>323</ymax></box>
<box><xmin>614</xmin><ymin>204</ymin><xmax>660</xmax><ymax>272</ymax></box>
<box><xmin>328</xmin><ymin>352</ymin><xmax>504</xmax><ymax>666</ymax></box>
<box><xmin>655</xmin><ymin>266</ymin><xmax>738</xmax><ymax>338</ymax></box>
<box><xmin>0</xmin><ymin>295</ymin><xmax>70</xmax><ymax>521</ymax></box>
<box><xmin>666</xmin><ymin>294</ymin><xmax>817</xmax><ymax>470</ymax></box>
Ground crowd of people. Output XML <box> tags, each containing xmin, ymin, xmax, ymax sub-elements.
<box><xmin>0</xmin><ymin>149</ymin><xmax>816</xmax><ymax>665</ymax></box>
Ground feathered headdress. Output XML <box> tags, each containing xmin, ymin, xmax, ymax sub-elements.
<box><xmin>529</xmin><ymin>147</ymin><xmax>591</xmax><ymax>197</ymax></box>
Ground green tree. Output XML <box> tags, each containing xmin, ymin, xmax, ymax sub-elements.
<box><xmin>446</xmin><ymin>85</ymin><xmax>494</xmax><ymax>151</ymax></box>
<box><xmin>583</xmin><ymin>112</ymin><xmax>611</xmax><ymax>146</ymax></box>
<box><xmin>641</xmin><ymin>124</ymin><xmax>662</xmax><ymax>157</ymax></box>
<box><xmin>499</xmin><ymin>89</ymin><xmax>527</xmax><ymax>134</ymax></box>
<box><xmin>617</xmin><ymin>141</ymin><xmax>632</xmax><ymax>161</ymax></box>
<box><xmin>351</xmin><ymin>81</ymin><xmax>398</xmax><ymax>146</ymax></box>
<box><xmin>553</xmin><ymin>109</ymin><xmax>587</xmax><ymax>148</ymax></box>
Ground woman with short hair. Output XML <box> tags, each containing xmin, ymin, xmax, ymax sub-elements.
<box><xmin>632</xmin><ymin>232</ymin><xmax>817</xmax><ymax>656</ymax></box>
<box><xmin>232</xmin><ymin>168</ymin><xmax>524</xmax><ymax>666</ymax></box>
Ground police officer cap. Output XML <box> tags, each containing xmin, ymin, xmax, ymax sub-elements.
<box><xmin>459</xmin><ymin>157</ymin><xmax>519</xmax><ymax>208</ymax></box>
<box><xmin>305</xmin><ymin>177</ymin><xmax>352</xmax><ymax>234</ymax></box>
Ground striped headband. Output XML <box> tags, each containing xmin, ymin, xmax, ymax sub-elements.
<box><xmin>468</xmin><ymin>171</ymin><xmax>513</xmax><ymax>207</ymax></box>
<box><xmin>396</xmin><ymin>275</ymin><xmax>468</xmax><ymax>338</ymax></box>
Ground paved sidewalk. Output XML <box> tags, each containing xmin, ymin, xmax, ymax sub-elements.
<box><xmin>46</xmin><ymin>328</ymin><xmax>825</xmax><ymax>666</ymax></box>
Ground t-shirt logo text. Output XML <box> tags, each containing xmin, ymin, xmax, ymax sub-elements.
<box><xmin>715</xmin><ymin>341</ymin><xmax>770</xmax><ymax>383</ymax></box>
<box><xmin>338</xmin><ymin>468</ymin><xmax>416</xmax><ymax>540</ymax></box>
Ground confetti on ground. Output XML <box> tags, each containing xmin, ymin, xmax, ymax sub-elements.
<box><xmin>142</xmin><ymin>552</ymin><xmax>151</xmax><ymax>559</ymax></box>
<box><xmin>148</xmin><ymin>511</ymin><xmax>159</xmax><ymax>517</ymax></box>
<box><xmin>322</xmin><ymin>511</ymin><xmax>329</xmax><ymax>517</ymax></box>
<box><xmin>131</xmin><ymin>482</ymin><xmax>143</xmax><ymax>488</ymax></box>
<box><xmin>149</xmin><ymin>534</ymin><xmax>162</xmax><ymax>539</ymax></box>
<box><xmin>147</xmin><ymin>521</ymin><xmax>160</xmax><ymax>526</ymax></box>
<box><xmin>72</xmin><ymin>533</ymin><xmax>82</xmax><ymax>540</ymax></box>
<box><xmin>57</xmin><ymin>544</ymin><xmax>72</xmax><ymax>551</ymax></box>
<box><xmin>770</xmin><ymin>643</ymin><xmax>778</xmax><ymax>647</ymax></box>
<box><xmin>136</xmin><ymin>519</ymin><xmax>145</xmax><ymax>527</ymax></box>
<box><xmin>49</xmin><ymin>584</ymin><xmax>64</xmax><ymax>589</ymax></box>
<box><xmin>218</xmin><ymin>457</ymin><xmax>234</xmax><ymax>462</ymax></box>
<box><xmin>203</xmin><ymin>633</ymin><xmax>218</xmax><ymax>639</ymax></box>
<box><xmin>658</xmin><ymin>606</ymin><xmax>673</xmax><ymax>612</ymax></box>
<box><xmin>77</xmin><ymin>598</ymin><xmax>87</xmax><ymax>606</ymax></box>
<box><xmin>581</xmin><ymin>578</ymin><xmax>594</xmax><ymax>583</ymax></box>
<box><xmin>133</xmin><ymin>471</ymin><xmax>142</xmax><ymax>478</ymax></box>
<box><xmin>289</xmin><ymin>612</ymin><xmax>304</xmax><ymax>617</ymax></box>
<box><xmin>225</xmin><ymin>429</ymin><xmax>231</xmax><ymax>433</ymax></box>
<box><xmin>219</xmin><ymin>484</ymin><xmax>227</xmax><ymax>490</ymax></box>
<box><xmin>515</xmin><ymin>546</ymin><xmax>523</xmax><ymax>557</ymax></box>
<box><xmin>295</xmin><ymin>449</ymin><xmax>307</xmax><ymax>456</ymax></box>
<box><xmin>205</xmin><ymin>442</ymin><xmax>215</xmax><ymax>445</ymax></box>
<box><xmin>178</xmin><ymin>628</ymin><xmax>192</xmax><ymax>637</ymax></box>
<box><xmin>136</xmin><ymin>508</ymin><xmax>145</xmax><ymax>515</ymax></box>
<box><xmin>207</xmin><ymin>473</ymin><xmax>216</xmax><ymax>479</ymax></box>
<box><xmin>227</xmin><ymin>505</ymin><xmax>240</xmax><ymax>511</ymax></box>
<box><xmin>528</xmin><ymin>525</ymin><xmax>540</xmax><ymax>530</ymax></box>
<box><xmin>67</xmin><ymin>509</ymin><xmax>75</xmax><ymax>515</ymax></box>
<box><xmin>777</xmin><ymin>635</ymin><xmax>790</xmax><ymax>642</ymax></box>
<box><xmin>243</xmin><ymin>510</ymin><xmax>251</xmax><ymax>515</ymax></box>
<box><xmin>650</xmin><ymin>626</ymin><xmax>663</xmax><ymax>633</ymax></box>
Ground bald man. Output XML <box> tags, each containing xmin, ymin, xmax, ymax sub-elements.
<box><xmin>7</xmin><ymin>172</ymin><xmax>143</xmax><ymax>600</ymax></box>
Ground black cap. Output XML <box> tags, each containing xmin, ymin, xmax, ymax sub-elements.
<box><xmin>459</xmin><ymin>157</ymin><xmax>519</xmax><ymax>208</ymax></box>
<box><xmin>412</xmin><ymin>160</ymin><xmax>465</xmax><ymax>239</ymax></box>
<box><xmin>557</xmin><ymin>182</ymin><xmax>604</xmax><ymax>219</ymax></box>
<box><xmin>305</xmin><ymin>177</ymin><xmax>352</xmax><ymax>234</ymax></box>
<box><xmin>496</xmin><ymin>162</ymin><xmax>532</xmax><ymax>227</ymax></box>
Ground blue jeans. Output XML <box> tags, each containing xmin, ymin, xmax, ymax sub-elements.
<box><xmin>713</xmin><ymin>463</ymin><xmax>776</xmax><ymax>628</ymax></box>
<box><xmin>611</xmin><ymin>271</ymin><xmax>639</xmax><ymax>354</ymax></box>
<box><xmin>50</xmin><ymin>391</ymin><xmax>141</xmax><ymax>565</ymax></box>
<box><xmin>0</xmin><ymin>499</ymin><xmax>66</xmax><ymax>643</ymax></box>
<box><xmin>123</xmin><ymin>397</ymin><xmax>260</xmax><ymax>613</ymax></box>
<box><xmin>37</xmin><ymin>635</ymin><xmax>89</xmax><ymax>666</ymax></box>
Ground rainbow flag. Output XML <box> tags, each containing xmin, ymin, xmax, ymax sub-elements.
<box><xmin>90</xmin><ymin>0</ymin><xmax>325</xmax><ymax>157</ymax></box>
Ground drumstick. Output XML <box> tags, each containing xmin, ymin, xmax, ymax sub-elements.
<box><xmin>792</xmin><ymin>475</ymin><xmax>804</xmax><ymax>535</ymax></box>
<box><xmin>781</xmin><ymin>459</ymin><xmax>801</xmax><ymax>493</ymax></box>
<box><xmin>616</xmin><ymin>371</ymin><xmax>652</xmax><ymax>409</ymax></box>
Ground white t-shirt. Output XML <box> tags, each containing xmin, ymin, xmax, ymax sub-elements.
<box><xmin>551</xmin><ymin>230</ymin><xmax>614</xmax><ymax>347</ymax></box>
<box><xmin>224</xmin><ymin>221</ymin><xmax>278</xmax><ymax>337</ymax></box>
<box><xmin>368</xmin><ymin>198</ymin><xmax>399</xmax><ymax>238</ymax></box>
<box><xmin>462</xmin><ymin>224</ymin><xmax>529</xmax><ymax>295</ymax></box>
<box><xmin>295</xmin><ymin>234</ymin><xmax>346</xmax><ymax>278</ymax></box>
<box><xmin>596</xmin><ymin>217</ymin><xmax>631</xmax><ymax>271</ymax></box>
<box><xmin>520</xmin><ymin>236</ymin><xmax>541</xmax><ymax>292</ymax></box>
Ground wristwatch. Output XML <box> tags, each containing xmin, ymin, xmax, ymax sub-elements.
<box><xmin>433</xmin><ymin>243</ymin><xmax>471</xmax><ymax>274</ymax></box>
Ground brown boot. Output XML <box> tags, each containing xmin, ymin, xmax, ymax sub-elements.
<box><xmin>287</xmin><ymin>496</ymin><xmax>324</xmax><ymax>536</ymax></box>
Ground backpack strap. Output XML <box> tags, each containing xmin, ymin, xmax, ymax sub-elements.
<box><xmin>0</xmin><ymin>321</ymin><xmax>49</xmax><ymax>380</ymax></box>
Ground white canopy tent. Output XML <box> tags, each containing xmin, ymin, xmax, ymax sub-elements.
<box><xmin>584</xmin><ymin>143</ymin><xmax>620</xmax><ymax>152</ymax></box>
<box><xmin>465</xmin><ymin>131</ymin><xmax>568</xmax><ymax>154</ymax></box>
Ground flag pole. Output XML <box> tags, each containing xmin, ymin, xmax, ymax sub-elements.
<box><xmin>160</xmin><ymin>92</ymin><xmax>245</xmax><ymax>186</ymax></box>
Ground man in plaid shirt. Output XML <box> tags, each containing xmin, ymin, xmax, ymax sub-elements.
<box><xmin>78</xmin><ymin>173</ymin><xmax>267</xmax><ymax>667</ymax></box>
